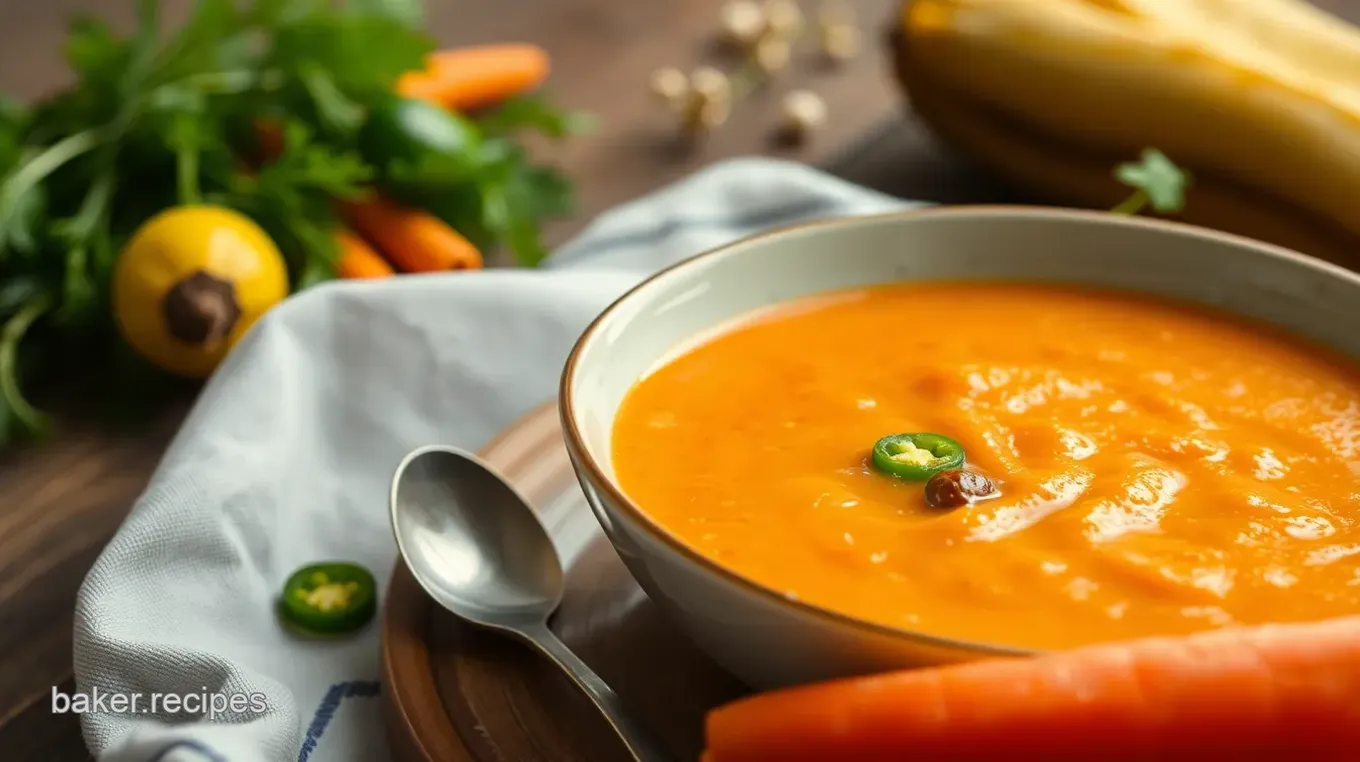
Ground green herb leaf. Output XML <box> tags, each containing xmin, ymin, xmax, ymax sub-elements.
<box><xmin>248</xmin><ymin>0</ymin><xmax>327</xmax><ymax>25</ymax></box>
<box><xmin>50</xmin><ymin>169</ymin><xmax>115</xmax><ymax>326</ymax></box>
<box><xmin>143</xmin><ymin>0</ymin><xmax>249</xmax><ymax>89</ymax></box>
<box><xmin>144</xmin><ymin>86</ymin><xmax>211</xmax><ymax>205</ymax></box>
<box><xmin>0</xmin><ymin>290</ymin><xmax>54</xmax><ymax>444</ymax></box>
<box><xmin>0</xmin><ymin>150</ymin><xmax>48</xmax><ymax>258</ymax></box>
<box><xmin>263</xmin><ymin>121</ymin><xmax>374</xmax><ymax>197</ymax></box>
<box><xmin>477</xmin><ymin>94</ymin><xmax>596</xmax><ymax>140</ymax></box>
<box><xmin>64</xmin><ymin>17</ymin><xmax>130</xmax><ymax>90</ymax></box>
<box><xmin>0</xmin><ymin>127</ymin><xmax>111</xmax><ymax>261</ymax></box>
<box><xmin>343</xmin><ymin>0</ymin><xmax>425</xmax><ymax>28</ymax></box>
<box><xmin>268</xmin><ymin>13</ymin><xmax>434</xmax><ymax>99</ymax></box>
<box><xmin>0</xmin><ymin>96</ymin><xmax>25</xmax><ymax>130</ymax></box>
<box><xmin>0</xmin><ymin>276</ymin><xmax>42</xmax><ymax>317</ymax></box>
<box><xmin>220</xmin><ymin>120</ymin><xmax>369</xmax><ymax>285</ymax></box>
<box><xmin>506</xmin><ymin>162</ymin><xmax>575</xmax><ymax>219</ymax></box>
<box><xmin>411</xmin><ymin>138</ymin><xmax>577</xmax><ymax>267</ymax></box>
<box><xmin>466</xmin><ymin>143</ymin><xmax>574</xmax><ymax>266</ymax></box>
<box><xmin>114</xmin><ymin>0</ymin><xmax>164</xmax><ymax>105</ymax></box>
<box><xmin>1114</xmin><ymin>148</ymin><xmax>1189</xmax><ymax>214</ymax></box>
<box><xmin>296</xmin><ymin>61</ymin><xmax>366</xmax><ymax>138</ymax></box>
<box><xmin>0</xmin><ymin>97</ymin><xmax>27</xmax><ymax>172</ymax></box>
<box><xmin>497</xmin><ymin>164</ymin><xmax>574</xmax><ymax>266</ymax></box>
<box><xmin>295</xmin><ymin>251</ymin><xmax>338</xmax><ymax>289</ymax></box>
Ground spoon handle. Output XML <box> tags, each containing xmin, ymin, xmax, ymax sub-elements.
<box><xmin>525</xmin><ymin>623</ymin><xmax>674</xmax><ymax>762</ymax></box>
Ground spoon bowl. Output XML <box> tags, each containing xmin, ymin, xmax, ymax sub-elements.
<box><xmin>390</xmin><ymin>443</ymin><xmax>670</xmax><ymax>762</ymax></box>
<box><xmin>390</xmin><ymin>444</ymin><xmax>563</xmax><ymax>631</ymax></box>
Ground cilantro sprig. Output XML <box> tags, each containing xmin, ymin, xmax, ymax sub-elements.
<box><xmin>0</xmin><ymin>0</ymin><xmax>586</xmax><ymax>448</ymax></box>
<box><xmin>1112</xmin><ymin>148</ymin><xmax>1190</xmax><ymax>215</ymax></box>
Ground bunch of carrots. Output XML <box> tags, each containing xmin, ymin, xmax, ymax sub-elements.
<box><xmin>395</xmin><ymin>45</ymin><xmax>551</xmax><ymax>112</ymax></box>
<box><xmin>701</xmin><ymin>614</ymin><xmax>1360</xmax><ymax>760</ymax></box>
<box><xmin>256</xmin><ymin>44</ymin><xmax>555</xmax><ymax>280</ymax></box>
<box><xmin>332</xmin><ymin>197</ymin><xmax>482</xmax><ymax>279</ymax></box>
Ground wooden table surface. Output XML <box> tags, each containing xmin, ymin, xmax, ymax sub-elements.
<box><xmin>1</xmin><ymin>0</ymin><xmax>1357</xmax><ymax>759</ymax></box>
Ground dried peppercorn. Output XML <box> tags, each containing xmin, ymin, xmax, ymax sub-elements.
<box><xmin>924</xmin><ymin>469</ymin><xmax>998</xmax><ymax>510</ymax></box>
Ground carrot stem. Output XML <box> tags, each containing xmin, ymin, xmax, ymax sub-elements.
<box><xmin>340</xmin><ymin>196</ymin><xmax>482</xmax><ymax>273</ymax></box>
<box><xmin>333</xmin><ymin>229</ymin><xmax>394</xmax><ymax>279</ymax></box>
<box><xmin>397</xmin><ymin>44</ymin><xmax>551</xmax><ymax>111</ymax></box>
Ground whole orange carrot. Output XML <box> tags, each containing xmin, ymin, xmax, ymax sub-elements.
<box><xmin>704</xmin><ymin>615</ymin><xmax>1360</xmax><ymax>761</ymax></box>
<box><xmin>396</xmin><ymin>44</ymin><xmax>550</xmax><ymax>111</ymax></box>
<box><xmin>340</xmin><ymin>197</ymin><xmax>482</xmax><ymax>273</ymax></box>
<box><xmin>333</xmin><ymin>230</ymin><xmax>394</xmax><ymax>279</ymax></box>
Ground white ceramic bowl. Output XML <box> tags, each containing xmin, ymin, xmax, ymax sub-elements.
<box><xmin>558</xmin><ymin>206</ymin><xmax>1360</xmax><ymax>690</ymax></box>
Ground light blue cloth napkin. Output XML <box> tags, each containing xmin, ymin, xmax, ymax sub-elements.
<box><xmin>71</xmin><ymin>157</ymin><xmax>916</xmax><ymax>762</ymax></box>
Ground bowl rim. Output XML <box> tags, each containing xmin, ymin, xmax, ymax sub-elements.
<box><xmin>558</xmin><ymin>203</ymin><xmax>1360</xmax><ymax>657</ymax></box>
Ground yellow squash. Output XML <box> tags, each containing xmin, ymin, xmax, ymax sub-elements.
<box><xmin>891</xmin><ymin>0</ymin><xmax>1360</xmax><ymax>269</ymax></box>
<box><xmin>113</xmin><ymin>206</ymin><xmax>289</xmax><ymax>378</ymax></box>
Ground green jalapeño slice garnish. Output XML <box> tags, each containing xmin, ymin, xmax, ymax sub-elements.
<box><xmin>870</xmin><ymin>433</ymin><xmax>966</xmax><ymax>481</ymax></box>
<box><xmin>277</xmin><ymin>561</ymin><xmax>377</xmax><ymax>637</ymax></box>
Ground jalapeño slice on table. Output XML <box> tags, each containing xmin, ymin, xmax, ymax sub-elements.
<box><xmin>277</xmin><ymin>561</ymin><xmax>377</xmax><ymax>637</ymax></box>
<box><xmin>870</xmin><ymin>433</ymin><xmax>966</xmax><ymax>481</ymax></box>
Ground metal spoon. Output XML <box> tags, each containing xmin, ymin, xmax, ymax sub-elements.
<box><xmin>390</xmin><ymin>444</ymin><xmax>671</xmax><ymax>762</ymax></box>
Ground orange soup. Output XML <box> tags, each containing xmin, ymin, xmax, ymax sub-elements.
<box><xmin>611</xmin><ymin>283</ymin><xmax>1360</xmax><ymax>650</ymax></box>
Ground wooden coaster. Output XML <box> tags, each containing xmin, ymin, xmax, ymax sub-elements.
<box><xmin>381</xmin><ymin>401</ymin><xmax>748</xmax><ymax>761</ymax></box>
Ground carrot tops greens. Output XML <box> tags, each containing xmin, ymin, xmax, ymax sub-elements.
<box><xmin>0</xmin><ymin>0</ymin><xmax>589</xmax><ymax>447</ymax></box>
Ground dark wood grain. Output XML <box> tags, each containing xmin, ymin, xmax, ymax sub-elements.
<box><xmin>4</xmin><ymin>0</ymin><xmax>1360</xmax><ymax>758</ymax></box>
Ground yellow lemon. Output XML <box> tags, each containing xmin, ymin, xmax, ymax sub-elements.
<box><xmin>113</xmin><ymin>205</ymin><xmax>289</xmax><ymax>378</ymax></box>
